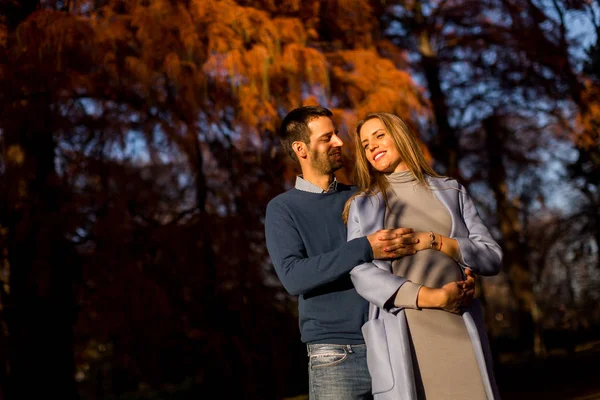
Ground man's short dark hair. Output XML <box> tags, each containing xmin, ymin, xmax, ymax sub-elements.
<box><xmin>280</xmin><ymin>106</ymin><xmax>333</xmax><ymax>163</ymax></box>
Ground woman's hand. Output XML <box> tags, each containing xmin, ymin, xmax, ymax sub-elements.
<box><xmin>440</xmin><ymin>268</ymin><xmax>476</xmax><ymax>313</ymax></box>
<box><xmin>414</xmin><ymin>232</ymin><xmax>433</xmax><ymax>252</ymax></box>
<box><xmin>413</xmin><ymin>231</ymin><xmax>461</xmax><ymax>261</ymax></box>
<box><xmin>416</xmin><ymin>269</ymin><xmax>476</xmax><ymax>314</ymax></box>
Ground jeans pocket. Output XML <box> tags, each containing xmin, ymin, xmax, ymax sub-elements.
<box><xmin>308</xmin><ymin>346</ymin><xmax>348</xmax><ymax>369</ymax></box>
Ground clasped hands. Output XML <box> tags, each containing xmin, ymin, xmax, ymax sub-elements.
<box><xmin>366</xmin><ymin>227</ymin><xmax>419</xmax><ymax>259</ymax></box>
<box><xmin>367</xmin><ymin>228</ymin><xmax>454</xmax><ymax>259</ymax></box>
<box><xmin>367</xmin><ymin>228</ymin><xmax>475</xmax><ymax>314</ymax></box>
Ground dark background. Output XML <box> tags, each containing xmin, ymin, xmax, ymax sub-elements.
<box><xmin>0</xmin><ymin>0</ymin><xmax>599</xmax><ymax>399</ymax></box>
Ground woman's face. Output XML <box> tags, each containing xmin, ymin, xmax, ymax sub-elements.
<box><xmin>359</xmin><ymin>118</ymin><xmax>406</xmax><ymax>173</ymax></box>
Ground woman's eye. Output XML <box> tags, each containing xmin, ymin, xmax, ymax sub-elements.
<box><xmin>377</xmin><ymin>134</ymin><xmax>384</xmax><ymax>139</ymax></box>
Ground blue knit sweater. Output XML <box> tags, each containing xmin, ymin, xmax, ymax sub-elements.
<box><xmin>265</xmin><ymin>183</ymin><xmax>373</xmax><ymax>344</ymax></box>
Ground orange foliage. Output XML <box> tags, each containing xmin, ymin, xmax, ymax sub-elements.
<box><xmin>330</xmin><ymin>49</ymin><xmax>429</xmax><ymax>121</ymax></box>
<box><xmin>575</xmin><ymin>78</ymin><xmax>600</xmax><ymax>149</ymax></box>
<box><xmin>325</xmin><ymin>0</ymin><xmax>377</xmax><ymax>48</ymax></box>
<box><xmin>3</xmin><ymin>0</ymin><xmax>429</xmax><ymax>143</ymax></box>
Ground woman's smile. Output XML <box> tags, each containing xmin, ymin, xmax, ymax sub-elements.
<box><xmin>373</xmin><ymin>151</ymin><xmax>387</xmax><ymax>161</ymax></box>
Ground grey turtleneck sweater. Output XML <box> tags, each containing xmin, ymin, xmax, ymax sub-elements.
<box><xmin>384</xmin><ymin>170</ymin><xmax>487</xmax><ymax>400</ymax></box>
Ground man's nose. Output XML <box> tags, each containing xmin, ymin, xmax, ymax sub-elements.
<box><xmin>332</xmin><ymin>134</ymin><xmax>344</xmax><ymax>147</ymax></box>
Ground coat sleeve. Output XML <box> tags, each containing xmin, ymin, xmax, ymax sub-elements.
<box><xmin>453</xmin><ymin>184</ymin><xmax>503</xmax><ymax>276</ymax></box>
<box><xmin>347</xmin><ymin>196</ymin><xmax>408</xmax><ymax>312</ymax></box>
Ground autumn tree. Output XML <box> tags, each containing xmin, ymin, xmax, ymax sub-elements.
<box><xmin>567</xmin><ymin>0</ymin><xmax>600</xmax><ymax>271</ymax></box>
<box><xmin>1</xmin><ymin>0</ymin><xmax>427</xmax><ymax>398</ymax></box>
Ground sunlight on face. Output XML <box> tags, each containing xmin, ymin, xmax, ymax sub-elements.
<box><xmin>306</xmin><ymin>116</ymin><xmax>344</xmax><ymax>174</ymax></box>
<box><xmin>359</xmin><ymin>118</ymin><xmax>406</xmax><ymax>173</ymax></box>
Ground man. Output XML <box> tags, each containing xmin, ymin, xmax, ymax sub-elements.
<box><xmin>264</xmin><ymin>106</ymin><xmax>421</xmax><ymax>399</ymax></box>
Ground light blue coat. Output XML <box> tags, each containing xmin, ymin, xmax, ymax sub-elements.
<box><xmin>347</xmin><ymin>177</ymin><xmax>502</xmax><ymax>400</ymax></box>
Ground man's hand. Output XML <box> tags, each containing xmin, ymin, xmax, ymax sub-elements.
<box><xmin>367</xmin><ymin>228</ymin><xmax>418</xmax><ymax>259</ymax></box>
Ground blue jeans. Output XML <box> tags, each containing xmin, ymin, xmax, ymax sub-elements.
<box><xmin>307</xmin><ymin>343</ymin><xmax>373</xmax><ymax>400</ymax></box>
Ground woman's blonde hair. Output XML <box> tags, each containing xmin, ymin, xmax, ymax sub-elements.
<box><xmin>342</xmin><ymin>112</ymin><xmax>440</xmax><ymax>223</ymax></box>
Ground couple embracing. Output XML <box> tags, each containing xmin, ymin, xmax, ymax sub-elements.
<box><xmin>265</xmin><ymin>106</ymin><xmax>502</xmax><ymax>400</ymax></box>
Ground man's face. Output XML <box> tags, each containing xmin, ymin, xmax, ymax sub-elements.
<box><xmin>305</xmin><ymin>116</ymin><xmax>344</xmax><ymax>175</ymax></box>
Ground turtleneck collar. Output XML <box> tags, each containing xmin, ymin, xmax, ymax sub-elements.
<box><xmin>385</xmin><ymin>170</ymin><xmax>417</xmax><ymax>184</ymax></box>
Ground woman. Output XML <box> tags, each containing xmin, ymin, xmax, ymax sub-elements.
<box><xmin>344</xmin><ymin>113</ymin><xmax>502</xmax><ymax>400</ymax></box>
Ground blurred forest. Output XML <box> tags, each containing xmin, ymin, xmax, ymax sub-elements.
<box><xmin>0</xmin><ymin>0</ymin><xmax>599</xmax><ymax>399</ymax></box>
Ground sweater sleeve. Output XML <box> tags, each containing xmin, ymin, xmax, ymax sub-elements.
<box><xmin>393</xmin><ymin>281</ymin><xmax>422</xmax><ymax>309</ymax></box>
<box><xmin>347</xmin><ymin>197</ymin><xmax>409</xmax><ymax>312</ymax></box>
<box><xmin>453</xmin><ymin>183</ymin><xmax>503</xmax><ymax>276</ymax></box>
<box><xmin>265</xmin><ymin>199</ymin><xmax>373</xmax><ymax>296</ymax></box>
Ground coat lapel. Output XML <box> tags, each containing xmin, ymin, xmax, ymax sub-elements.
<box><xmin>357</xmin><ymin>193</ymin><xmax>393</xmax><ymax>274</ymax></box>
<box><xmin>428</xmin><ymin>177</ymin><xmax>463</xmax><ymax>238</ymax></box>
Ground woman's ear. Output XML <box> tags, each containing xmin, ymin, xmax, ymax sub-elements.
<box><xmin>292</xmin><ymin>141</ymin><xmax>307</xmax><ymax>160</ymax></box>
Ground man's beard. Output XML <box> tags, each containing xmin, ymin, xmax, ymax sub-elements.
<box><xmin>310</xmin><ymin>149</ymin><xmax>343</xmax><ymax>174</ymax></box>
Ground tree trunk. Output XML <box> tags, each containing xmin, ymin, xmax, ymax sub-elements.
<box><xmin>414</xmin><ymin>0</ymin><xmax>460</xmax><ymax>178</ymax></box>
<box><xmin>1</xmin><ymin>2</ymin><xmax>78</xmax><ymax>396</ymax></box>
<box><xmin>192</xmin><ymin>134</ymin><xmax>218</xmax><ymax>312</ymax></box>
<box><xmin>0</xmin><ymin>231</ymin><xmax>8</xmax><ymax>400</ymax></box>
<box><xmin>2</xmin><ymin>98</ymin><xmax>78</xmax><ymax>397</ymax></box>
<box><xmin>483</xmin><ymin>116</ymin><xmax>546</xmax><ymax>357</ymax></box>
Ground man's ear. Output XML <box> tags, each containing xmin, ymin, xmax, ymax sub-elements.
<box><xmin>292</xmin><ymin>141</ymin><xmax>308</xmax><ymax>160</ymax></box>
